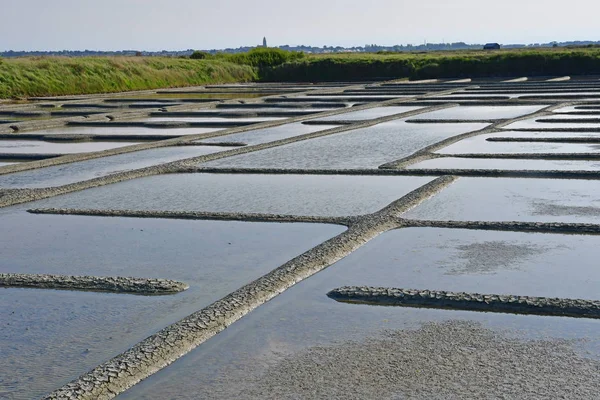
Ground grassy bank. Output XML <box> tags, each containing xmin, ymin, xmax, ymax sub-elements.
<box><xmin>261</xmin><ymin>48</ymin><xmax>600</xmax><ymax>81</ymax></box>
<box><xmin>3</xmin><ymin>47</ymin><xmax>600</xmax><ymax>98</ymax></box>
<box><xmin>0</xmin><ymin>57</ymin><xmax>256</xmax><ymax>98</ymax></box>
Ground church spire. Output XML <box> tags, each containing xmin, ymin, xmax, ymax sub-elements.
<box><xmin>263</xmin><ymin>37</ymin><xmax>267</xmax><ymax>48</ymax></box>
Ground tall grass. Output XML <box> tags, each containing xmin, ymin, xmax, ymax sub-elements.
<box><xmin>216</xmin><ymin>47</ymin><xmax>305</xmax><ymax>69</ymax></box>
<box><xmin>0</xmin><ymin>57</ymin><xmax>256</xmax><ymax>98</ymax></box>
<box><xmin>4</xmin><ymin>48</ymin><xmax>599</xmax><ymax>98</ymax></box>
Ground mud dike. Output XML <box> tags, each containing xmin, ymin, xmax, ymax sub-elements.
<box><xmin>327</xmin><ymin>286</ymin><xmax>600</xmax><ymax>319</ymax></box>
<box><xmin>0</xmin><ymin>273</ymin><xmax>188</xmax><ymax>295</ymax></box>
<box><xmin>1</xmin><ymin>78</ymin><xmax>599</xmax><ymax>399</ymax></box>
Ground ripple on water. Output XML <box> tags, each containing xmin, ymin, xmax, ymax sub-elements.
<box><xmin>201</xmin><ymin>120</ymin><xmax>488</xmax><ymax>170</ymax></box>
<box><xmin>119</xmin><ymin>227</ymin><xmax>600</xmax><ymax>399</ymax></box>
<box><xmin>403</xmin><ymin>177</ymin><xmax>600</xmax><ymax>224</ymax></box>
<box><xmin>0</xmin><ymin>209</ymin><xmax>345</xmax><ymax>399</ymax></box>
<box><xmin>31</xmin><ymin>174</ymin><xmax>436</xmax><ymax>217</ymax></box>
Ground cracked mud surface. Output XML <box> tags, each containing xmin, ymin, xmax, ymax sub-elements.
<box><xmin>230</xmin><ymin>321</ymin><xmax>600</xmax><ymax>400</ymax></box>
<box><xmin>449</xmin><ymin>240</ymin><xmax>551</xmax><ymax>274</ymax></box>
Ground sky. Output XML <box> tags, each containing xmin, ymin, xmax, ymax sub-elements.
<box><xmin>2</xmin><ymin>0</ymin><xmax>600</xmax><ymax>51</ymax></box>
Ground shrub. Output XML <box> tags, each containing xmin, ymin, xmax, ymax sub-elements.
<box><xmin>190</xmin><ymin>51</ymin><xmax>211</xmax><ymax>60</ymax></box>
<box><xmin>416</xmin><ymin>63</ymin><xmax>441</xmax><ymax>79</ymax></box>
<box><xmin>223</xmin><ymin>48</ymin><xmax>305</xmax><ymax>69</ymax></box>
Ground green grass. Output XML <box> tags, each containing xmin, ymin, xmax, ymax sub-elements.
<box><xmin>261</xmin><ymin>48</ymin><xmax>600</xmax><ymax>81</ymax></box>
<box><xmin>215</xmin><ymin>47</ymin><xmax>305</xmax><ymax>69</ymax></box>
<box><xmin>0</xmin><ymin>56</ymin><xmax>256</xmax><ymax>99</ymax></box>
<box><xmin>3</xmin><ymin>47</ymin><xmax>600</xmax><ymax>98</ymax></box>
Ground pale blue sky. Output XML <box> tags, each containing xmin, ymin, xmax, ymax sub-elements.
<box><xmin>2</xmin><ymin>0</ymin><xmax>599</xmax><ymax>51</ymax></box>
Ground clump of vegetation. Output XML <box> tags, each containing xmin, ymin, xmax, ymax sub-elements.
<box><xmin>189</xmin><ymin>51</ymin><xmax>212</xmax><ymax>60</ymax></box>
<box><xmin>218</xmin><ymin>47</ymin><xmax>305</xmax><ymax>69</ymax></box>
<box><xmin>0</xmin><ymin>57</ymin><xmax>256</xmax><ymax>98</ymax></box>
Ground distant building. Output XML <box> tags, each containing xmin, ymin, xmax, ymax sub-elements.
<box><xmin>263</xmin><ymin>37</ymin><xmax>268</xmax><ymax>48</ymax></box>
<box><xmin>483</xmin><ymin>43</ymin><xmax>501</xmax><ymax>50</ymax></box>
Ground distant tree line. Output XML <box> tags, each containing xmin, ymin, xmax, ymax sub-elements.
<box><xmin>3</xmin><ymin>41</ymin><xmax>600</xmax><ymax>58</ymax></box>
<box><xmin>0</xmin><ymin>49</ymin><xmax>195</xmax><ymax>58</ymax></box>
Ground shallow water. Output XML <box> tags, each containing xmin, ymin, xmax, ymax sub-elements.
<box><xmin>403</xmin><ymin>177</ymin><xmax>600</xmax><ymax>224</ymax></box>
<box><xmin>201</xmin><ymin>120</ymin><xmax>488</xmax><ymax>170</ymax></box>
<box><xmin>490</xmin><ymin>130</ymin><xmax>600</xmax><ymax>138</ymax></box>
<box><xmin>517</xmin><ymin>92</ymin><xmax>600</xmax><ymax>99</ymax></box>
<box><xmin>32</xmin><ymin>174</ymin><xmax>435</xmax><ymax>217</ymax></box>
<box><xmin>536</xmin><ymin>115</ymin><xmax>600</xmax><ymax>122</ymax></box>
<box><xmin>288</xmin><ymin>95</ymin><xmax>410</xmax><ymax>102</ymax></box>
<box><xmin>118</xmin><ymin>228</ymin><xmax>600</xmax><ymax>400</ymax></box>
<box><xmin>0</xmin><ymin>146</ymin><xmax>233</xmax><ymax>189</ymax></box>
<box><xmin>407</xmin><ymin>157</ymin><xmax>600</xmax><ymax>171</ymax></box>
<box><xmin>137</xmin><ymin>117</ymin><xmax>285</xmax><ymax>123</ymax></box>
<box><xmin>551</xmin><ymin>106</ymin><xmax>600</xmax><ymax>113</ymax></box>
<box><xmin>0</xmin><ymin>208</ymin><xmax>345</xmax><ymax>400</ymax></box>
<box><xmin>442</xmin><ymin>92</ymin><xmax>600</xmax><ymax>99</ymax></box>
<box><xmin>184</xmin><ymin>107</ymin><xmax>340</xmax><ymax>114</ymax></box>
<box><xmin>200</xmin><ymin>123</ymin><xmax>339</xmax><ymax>146</ymax></box>
<box><xmin>536</xmin><ymin>114</ymin><xmax>600</xmax><ymax>121</ymax></box>
<box><xmin>0</xmin><ymin>140</ymin><xmax>140</xmax><ymax>155</ymax></box>
<box><xmin>437</xmin><ymin>133</ymin><xmax>600</xmax><ymax>154</ymax></box>
<box><xmin>105</xmin><ymin>93</ymin><xmax>272</xmax><ymax>100</ymax></box>
<box><xmin>437</xmin><ymin>92</ymin><xmax>517</xmax><ymax>98</ymax></box>
<box><xmin>410</xmin><ymin>105</ymin><xmax>546</xmax><ymax>120</ymax></box>
<box><xmin>314</xmin><ymin>106</ymin><xmax>423</xmax><ymax>121</ymax></box>
<box><xmin>313</xmin><ymin>227</ymin><xmax>600</xmax><ymax>298</ymax></box>
<box><xmin>113</xmin><ymin>101</ymin><xmax>183</xmax><ymax>108</ymax></box>
<box><xmin>307</xmin><ymin>94</ymin><xmax>413</xmax><ymax>98</ymax></box>
<box><xmin>18</xmin><ymin>126</ymin><xmax>224</xmax><ymax>136</ymax></box>
<box><xmin>504</xmin><ymin>116</ymin><xmax>600</xmax><ymax>130</ymax></box>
